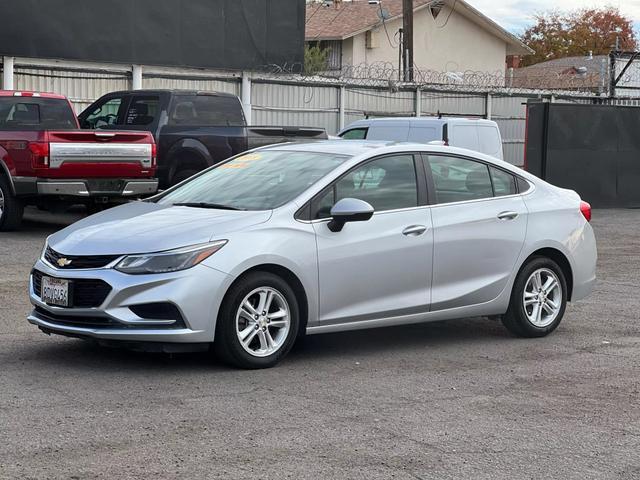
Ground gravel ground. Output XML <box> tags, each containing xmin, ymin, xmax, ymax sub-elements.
<box><xmin>0</xmin><ymin>207</ymin><xmax>639</xmax><ymax>479</ymax></box>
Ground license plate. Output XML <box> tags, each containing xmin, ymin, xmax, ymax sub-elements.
<box><xmin>41</xmin><ymin>276</ymin><xmax>70</xmax><ymax>307</ymax></box>
<box><xmin>89</xmin><ymin>179</ymin><xmax>122</xmax><ymax>193</ymax></box>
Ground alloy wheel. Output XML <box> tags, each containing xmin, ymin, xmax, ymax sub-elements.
<box><xmin>523</xmin><ymin>268</ymin><xmax>562</xmax><ymax>328</ymax></box>
<box><xmin>0</xmin><ymin>185</ymin><xmax>4</xmax><ymax>220</ymax></box>
<box><xmin>235</xmin><ymin>287</ymin><xmax>291</xmax><ymax>357</ymax></box>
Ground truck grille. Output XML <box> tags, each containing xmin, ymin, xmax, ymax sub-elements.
<box><xmin>32</xmin><ymin>270</ymin><xmax>112</xmax><ymax>308</ymax></box>
<box><xmin>44</xmin><ymin>246</ymin><xmax>120</xmax><ymax>269</ymax></box>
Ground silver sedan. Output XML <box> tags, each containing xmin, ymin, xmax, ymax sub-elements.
<box><xmin>28</xmin><ymin>141</ymin><xmax>597</xmax><ymax>368</ymax></box>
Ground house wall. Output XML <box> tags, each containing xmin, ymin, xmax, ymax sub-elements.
<box><xmin>351</xmin><ymin>5</ymin><xmax>507</xmax><ymax>77</ymax></box>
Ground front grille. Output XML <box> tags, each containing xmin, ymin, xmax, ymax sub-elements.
<box><xmin>32</xmin><ymin>270</ymin><xmax>112</xmax><ymax>308</ymax></box>
<box><xmin>44</xmin><ymin>246</ymin><xmax>120</xmax><ymax>270</ymax></box>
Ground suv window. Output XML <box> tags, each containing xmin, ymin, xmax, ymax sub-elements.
<box><xmin>170</xmin><ymin>95</ymin><xmax>245</xmax><ymax>126</ymax></box>
<box><xmin>81</xmin><ymin>96</ymin><xmax>125</xmax><ymax>129</ymax></box>
<box><xmin>341</xmin><ymin>128</ymin><xmax>368</xmax><ymax>140</ymax></box>
<box><xmin>0</xmin><ymin>98</ymin><xmax>77</xmax><ymax>130</ymax></box>
<box><xmin>426</xmin><ymin>155</ymin><xmax>493</xmax><ymax>204</ymax></box>
<box><xmin>125</xmin><ymin>96</ymin><xmax>159</xmax><ymax>126</ymax></box>
<box><xmin>314</xmin><ymin>154</ymin><xmax>418</xmax><ymax>218</ymax></box>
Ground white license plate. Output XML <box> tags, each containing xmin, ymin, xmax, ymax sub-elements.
<box><xmin>41</xmin><ymin>276</ymin><xmax>70</xmax><ymax>307</ymax></box>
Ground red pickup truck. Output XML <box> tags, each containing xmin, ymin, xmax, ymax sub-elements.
<box><xmin>0</xmin><ymin>91</ymin><xmax>157</xmax><ymax>231</ymax></box>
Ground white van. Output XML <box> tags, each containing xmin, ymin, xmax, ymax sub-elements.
<box><xmin>338</xmin><ymin>117</ymin><xmax>504</xmax><ymax>160</ymax></box>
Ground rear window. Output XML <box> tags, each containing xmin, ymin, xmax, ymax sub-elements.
<box><xmin>170</xmin><ymin>95</ymin><xmax>245</xmax><ymax>126</ymax></box>
<box><xmin>0</xmin><ymin>97</ymin><xmax>77</xmax><ymax>130</ymax></box>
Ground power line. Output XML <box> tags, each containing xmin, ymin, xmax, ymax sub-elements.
<box><xmin>436</xmin><ymin>0</ymin><xmax>457</xmax><ymax>29</ymax></box>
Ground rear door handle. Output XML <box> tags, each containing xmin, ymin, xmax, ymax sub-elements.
<box><xmin>402</xmin><ymin>225</ymin><xmax>427</xmax><ymax>236</ymax></box>
<box><xmin>497</xmin><ymin>211</ymin><xmax>518</xmax><ymax>221</ymax></box>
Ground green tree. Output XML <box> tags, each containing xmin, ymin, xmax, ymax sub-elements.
<box><xmin>304</xmin><ymin>44</ymin><xmax>329</xmax><ymax>75</ymax></box>
<box><xmin>520</xmin><ymin>7</ymin><xmax>638</xmax><ymax>66</ymax></box>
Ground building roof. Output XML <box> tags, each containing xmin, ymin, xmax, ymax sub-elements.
<box><xmin>305</xmin><ymin>0</ymin><xmax>532</xmax><ymax>56</ymax></box>
<box><xmin>510</xmin><ymin>55</ymin><xmax>609</xmax><ymax>91</ymax></box>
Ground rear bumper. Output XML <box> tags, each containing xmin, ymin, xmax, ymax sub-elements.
<box><xmin>15</xmin><ymin>177</ymin><xmax>158</xmax><ymax>198</ymax></box>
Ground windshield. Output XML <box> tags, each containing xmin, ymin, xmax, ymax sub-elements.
<box><xmin>158</xmin><ymin>150</ymin><xmax>349</xmax><ymax>210</ymax></box>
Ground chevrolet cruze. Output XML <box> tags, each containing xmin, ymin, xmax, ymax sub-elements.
<box><xmin>28</xmin><ymin>141</ymin><xmax>597</xmax><ymax>368</ymax></box>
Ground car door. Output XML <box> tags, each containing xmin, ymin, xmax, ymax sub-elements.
<box><xmin>311</xmin><ymin>153</ymin><xmax>433</xmax><ymax>325</ymax></box>
<box><xmin>423</xmin><ymin>153</ymin><xmax>527</xmax><ymax>310</ymax></box>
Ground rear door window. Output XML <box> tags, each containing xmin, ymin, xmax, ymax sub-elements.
<box><xmin>490</xmin><ymin>166</ymin><xmax>517</xmax><ymax>196</ymax></box>
<box><xmin>426</xmin><ymin>155</ymin><xmax>493</xmax><ymax>204</ymax></box>
<box><xmin>170</xmin><ymin>95</ymin><xmax>245</xmax><ymax>126</ymax></box>
<box><xmin>0</xmin><ymin>98</ymin><xmax>77</xmax><ymax>130</ymax></box>
<box><xmin>125</xmin><ymin>96</ymin><xmax>160</xmax><ymax>126</ymax></box>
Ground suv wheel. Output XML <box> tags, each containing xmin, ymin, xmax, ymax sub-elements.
<box><xmin>502</xmin><ymin>256</ymin><xmax>568</xmax><ymax>337</ymax></box>
<box><xmin>0</xmin><ymin>176</ymin><xmax>24</xmax><ymax>231</ymax></box>
<box><xmin>214</xmin><ymin>272</ymin><xmax>299</xmax><ymax>369</ymax></box>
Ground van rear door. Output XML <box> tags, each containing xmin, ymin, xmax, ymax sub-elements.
<box><xmin>448</xmin><ymin>123</ymin><xmax>480</xmax><ymax>152</ymax></box>
<box><xmin>477</xmin><ymin>124</ymin><xmax>504</xmax><ymax>160</ymax></box>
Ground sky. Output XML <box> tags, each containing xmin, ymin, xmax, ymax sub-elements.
<box><xmin>465</xmin><ymin>0</ymin><xmax>640</xmax><ymax>35</ymax></box>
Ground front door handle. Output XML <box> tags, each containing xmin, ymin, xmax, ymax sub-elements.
<box><xmin>402</xmin><ymin>225</ymin><xmax>427</xmax><ymax>236</ymax></box>
<box><xmin>497</xmin><ymin>211</ymin><xmax>519</xmax><ymax>221</ymax></box>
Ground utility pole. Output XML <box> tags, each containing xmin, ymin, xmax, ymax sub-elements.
<box><xmin>402</xmin><ymin>0</ymin><xmax>414</xmax><ymax>82</ymax></box>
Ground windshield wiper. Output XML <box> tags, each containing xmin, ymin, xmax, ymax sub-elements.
<box><xmin>173</xmin><ymin>202</ymin><xmax>244</xmax><ymax>211</ymax></box>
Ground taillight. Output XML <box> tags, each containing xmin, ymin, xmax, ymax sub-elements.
<box><xmin>151</xmin><ymin>143</ymin><xmax>157</xmax><ymax>167</ymax></box>
<box><xmin>29</xmin><ymin>142</ymin><xmax>50</xmax><ymax>168</ymax></box>
<box><xmin>580</xmin><ymin>201</ymin><xmax>591</xmax><ymax>222</ymax></box>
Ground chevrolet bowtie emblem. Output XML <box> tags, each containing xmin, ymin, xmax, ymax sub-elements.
<box><xmin>57</xmin><ymin>257</ymin><xmax>72</xmax><ymax>267</ymax></box>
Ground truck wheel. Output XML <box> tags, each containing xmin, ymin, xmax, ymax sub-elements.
<box><xmin>171</xmin><ymin>169</ymin><xmax>199</xmax><ymax>186</ymax></box>
<box><xmin>0</xmin><ymin>176</ymin><xmax>24</xmax><ymax>231</ymax></box>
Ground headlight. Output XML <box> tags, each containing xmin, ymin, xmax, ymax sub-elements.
<box><xmin>115</xmin><ymin>241</ymin><xmax>227</xmax><ymax>274</ymax></box>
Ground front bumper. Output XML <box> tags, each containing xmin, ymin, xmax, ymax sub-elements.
<box><xmin>28</xmin><ymin>259</ymin><xmax>233</xmax><ymax>344</ymax></box>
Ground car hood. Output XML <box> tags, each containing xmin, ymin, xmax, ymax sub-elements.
<box><xmin>48</xmin><ymin>202</ymin><xmax>272</xmax><ymax>256</ymax></box>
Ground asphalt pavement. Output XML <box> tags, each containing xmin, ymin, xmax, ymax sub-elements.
<box><xmin>0</xmin><ymin>207</ymin><xmax>639</xmax><ymax>479</ymax></box>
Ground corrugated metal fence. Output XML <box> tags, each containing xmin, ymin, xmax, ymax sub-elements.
<box><xmin>2</xmin><ymin>59</ymin><xmax>620</xmax><ymax>166</ymax></box>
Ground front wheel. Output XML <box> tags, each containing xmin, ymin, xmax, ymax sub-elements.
<box><xmin>214</xmin><ymin>272</ymin><xmax>299</xmax><ymax>369</ymax></box>
<box><xmin>502</xmin><ymin>257</ymin><xmax>568</xmax><ymax>338</ymax></box>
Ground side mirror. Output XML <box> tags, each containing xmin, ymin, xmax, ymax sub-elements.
<box><xmin>328</xmin><ymin>198</ymin><xmax>374</xmax><ymax>232</ymax></box>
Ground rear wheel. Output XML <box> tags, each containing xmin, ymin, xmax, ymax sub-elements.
<box><xmin>502</xmin><ymin>257</ymin><xmax>567</xmax><ymax>337</ymax></box>
<box><xmin>214</xmin><ymin>272</ymin><xmax>299</xmax><ymax>369</ymax></box>
<box><xmin>0</xmin><ymin>175</ymin><xmax>24</xmax><ymax>231</ymax></box>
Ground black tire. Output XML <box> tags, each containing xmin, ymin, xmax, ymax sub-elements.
<box><xmin>171</xmin><ymin>169</ymin><xmax>199</xmax><ymax>186</ymax></box>
<box><xmin>0</xmin><ymin>175</ymin><xmax>24</xmax><ymax>231</ymax></box>
<box><xmin>214</xmin><ymin>272</ymin><xmax>300</xmax><ymax>369</ymax></box>
<box><xmin>502</xmin><ymin>256</ymin><xmax>568</xmax><ymax>338</ymax></box>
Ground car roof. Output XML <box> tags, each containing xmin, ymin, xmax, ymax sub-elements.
<box><xmin>343</xmin><ymin>116</ymin><xmax>497</xmax><ymax>128</ymax></box>
<box><xmin>102</xmin><ymin>89</ymin><xmax>237</xmax><ymax>98</ymax></box>
<box><xmin>260</xmin><ymin>140</ymin><xmax>398</xmax><ymax>156</ymax></box>
<box><xmin>259</xmin><ymin>139</ymin><xmax>523</xmax><ymax>174</ymax></box>
<box><xmin>0</xmin><ymin>90</ymin><xmax>68</xmax><ymax>99</ymax></box>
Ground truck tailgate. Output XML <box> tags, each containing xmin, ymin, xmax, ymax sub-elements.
<box><xmin>43</xmin><ymin>130</ymin><xmax>155</xmax><ymax>178</ymax></box>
